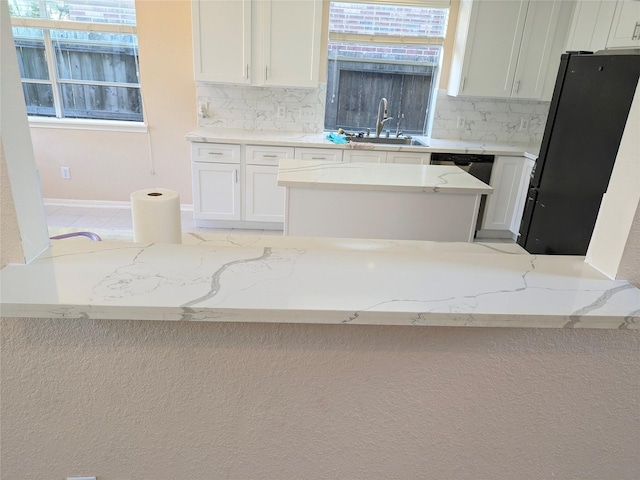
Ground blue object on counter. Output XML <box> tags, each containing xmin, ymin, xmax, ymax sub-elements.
<box><xmin>326</xmin><ymin>132</ymin><xmax>348</xmax><ymax>144</ymax></box>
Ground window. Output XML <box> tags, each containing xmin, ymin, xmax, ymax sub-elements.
<box><xmin>10</xmin><ymin>0</ymin><xmax>143</xmax><ymax>122</ymax></box>
<box><xmin>325</xmin><ymin>1</ymin><xmax>449</xmax><ymax>135</ymax></box>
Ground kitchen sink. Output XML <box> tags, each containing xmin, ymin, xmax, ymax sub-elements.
<box><xmin>348</xmin><ymin>136</ymin><xmax>426</xmax><ymax>146</ymax></box>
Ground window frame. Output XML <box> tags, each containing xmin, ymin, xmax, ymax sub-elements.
<box><xmin>325</xmin><ymin>0</ymin><xmax>449</xmax><ymax>135</ymax></box>
<box><xmin>11</xmin><ymin>15</ymin><xmax>146</xmax><ymax>130</ymax></box>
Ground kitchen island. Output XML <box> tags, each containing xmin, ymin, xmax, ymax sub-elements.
<box><xmin>277</xmin><ymin>159</ymin><xmax>493</xmax><ymax>242</ymax></box>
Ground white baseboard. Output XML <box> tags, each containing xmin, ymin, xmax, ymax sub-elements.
<box><xmin>44</xmin><ymin>198</ymin><xmax>194</xmax><ymax>211</ymax></box>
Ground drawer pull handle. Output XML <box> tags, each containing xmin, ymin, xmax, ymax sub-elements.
<box><xmin>311</xmin><ymin>157</ymin><xmax>325</xmax><ymax>160</ymax></box>
<box><xmin>235</xmin><ymin>169</ymin><xmax>238</xmax><ymax>183</ymax></box>
<box><xmin>207</xmin><ymin>152</ymin><xmax>223</xmax><ymax>155</ymax></box>
<box><xmin>262</xmin><ymin>154</ymin><xmax>278</xmax><ymax>158</ymax></box>
<box><xmin>633</xmin><ymin>22</ymin><xmax>640</xmax><ymax>41</ymax></box>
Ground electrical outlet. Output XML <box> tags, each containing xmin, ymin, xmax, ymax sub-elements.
<box><xmin>520</xmin><ymin>118</ymin><xmax>529</xmax><ymax>131</ymax></box>
<box><xmin>61</xmin><ymin>166</ymin><xmax>71</xmax><ymax>179</ymax></box>
<box><xmin>198</xmin><ymin>101</ymin><xmax>209</xmax><ymax>118</ymax></box>
<box><xmin>456</xmin><ymin>116</ymin><xmax>465</xmax><ymax>129</ymax></box>
<box><xmin>299</xmin><ymin>108</ymin><xmax>315</xmax><ymax>120</ymax></box>
<box><xmin>277</xmin><ymin>105</ymin><xmax>286</xmax><ymax>119</ymax></box>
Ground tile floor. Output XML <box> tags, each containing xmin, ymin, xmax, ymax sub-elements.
<box><xmin>45</xmin><ymin>203</ymin><xmax>284</xmax><ymax>242</ymax></box>
<box><xmin>45</xmin><ymin>203</ymin><xmax>516</xmax><ymax>244</ymax></box>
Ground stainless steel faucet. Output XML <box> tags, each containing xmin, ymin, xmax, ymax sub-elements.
<box><xmin>376</xmin><ymin>97</ymin><xmax>393</xmax><ymax>137</ymax></box>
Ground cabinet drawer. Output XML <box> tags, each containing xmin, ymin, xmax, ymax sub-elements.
<box><xmin>294</xmin><ymin>147</ymin><xmax>343</xmax><ymax>162</ymax></box>
<box><xmin>192</xmin><ymin>143</ymin><xmax>241</xmax><ymax>163</ymax></box>
<box><xmin>343</xmin><ymin>150</ymin><xmax>387</xmax><ymax>163</ymax></box>
<box><xmin>386</xmin><ymin>152</ymin><xmax>431</xmax><ymax>165</ymax></box>
<box><xmin>246</xmin><ymin>145</ymin><xmax>294</xmax><ymax>165</ymax></box>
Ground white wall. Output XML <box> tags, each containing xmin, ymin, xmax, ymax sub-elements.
<box><xmin>0</xmin><ymin>142</ymin><xmax>24</xmax><ymax>266</ymax></box>
<box><xmin>28</xmin><ymin>0</ymin><xmax>196</xmax><ymax>202</ymax></box>
<box><xmin>1</xmin><ymin>318</ymin><xmax>639</xmax><ymax>479</ymax></box>
<box><xmin>586</xmin><ymin>82</ymin><xmax>640</xmax><ymax>279</ymax></box>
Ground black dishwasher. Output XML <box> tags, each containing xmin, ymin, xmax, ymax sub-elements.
<box><xmin>430</xmin><ymin>152</ymin><xmax>495</xmax><ymax>233</ymax></box>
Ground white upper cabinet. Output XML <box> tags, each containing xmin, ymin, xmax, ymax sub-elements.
<box><xmin>565</xmin><ymin>0</ymin><xmax>618</xmax><ymax>52</ymax></box>
<box><xmin>192</xmin><ymin>0</ymin><xmax>322</xmax><ymax>87</ymax></box>
<box><xmin>606</xmin><ymin>0</ymin><xmax>640</xmax><ymax>48</ymax></box>
<box><xmin>448</xmin><ymin>0</ymin><xmax>574</xmax><ymax>100</ymax></box>
<box><xmin>260</xmin><ymin>0</ymin><xmax>322</xmax><ymax>87</ymax></box>
<box><xmin>566</xmin><ymin>0</ymin><xmax>640</xmax><ymax>52</ymax></box>
<box><xmin>192</xmin><ymin>0</ymin><xmax>252</xmax><ymax>84</ymax></box>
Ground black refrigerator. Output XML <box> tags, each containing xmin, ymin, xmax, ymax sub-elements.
<box><xmin>517</xmin><ymin>50</ymin><xmax>640</xmax><ymax>255</ymax></box>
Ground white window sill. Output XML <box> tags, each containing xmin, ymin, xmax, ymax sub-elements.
<box><xmin>28</xmin><ymin>117</ymin><xmax>148</xmax><ymax>133</ymax></box>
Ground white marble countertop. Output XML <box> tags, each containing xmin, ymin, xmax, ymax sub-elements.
<box><xmin>1</xmin><ymin>233</ymin><xmax>638</xmax><ymax>329</ymax></box>
<box><xmin>186</xmin><ymin>128</ymin><xmax>540</xmax><ymax>157</ymax></box>
<box><xmin>277</xmin><ymin>159</ymin><xmax>494</xmax><ymax>195</ymax></box>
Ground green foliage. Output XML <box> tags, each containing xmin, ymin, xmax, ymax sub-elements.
<box><xmin>8</xmin><ymin>0</ymin><xmax>41</xmax><ymax>18</ymax></box>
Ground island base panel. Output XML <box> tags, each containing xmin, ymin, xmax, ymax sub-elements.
<box><xmin>285</xmin><ymin>187</ymin><xmax>480</xmax><ymax>242</ymax></box>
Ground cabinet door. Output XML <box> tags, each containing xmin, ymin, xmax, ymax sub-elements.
<box><xmin>261</xmin><ymin>0</ymin><xmax>322</xmax><ymax>87</ymax></box>
<box><xmin>192</xmin><ymin>0</ymin><xmax>251</xmax><ymax>84</ymax></box>
<box><xmin>386</xmin><ymin>151</ymin><xmax>431</xmax><ymax>165</ymax></box>
<box><xmin>482</xmin><ymin>156</ymin><xmax>526</xmax><ymax>231</ymax></box>
<box><xmin>245</xmin><ymin>165</ymin><xmax>285</xmax><ymax>222</ymax></box>
<box><xmin>565</xmin><ymin>0</ymin><xmax>617</xmax><ymax>52</ymax></box>
<box><xmin>295</xmin><ymin>148</ymin><xmax>343</xmax><ymax>162</ymax></box>
<box><xmin>449</xmin><ymin>0</ymin><xmax>528</xmax><ymax>97</ymax></box>
<box><xmin>192</xmin><ymin>162</ymin><xmax>241</xmax><ymax>221</ymax></box>
<box><xmin>246</xmin><ymin>145</ymin><xmax>294</xmax><ymax>166</ymax></box>
<box><xmin>512</xmin><ymin>0</ymin><xmax>563</xmax><ymax>99</ymax></box>
<box><xmin>343</xmin><ymin>150</ymin><xmax>387</xmax><ymax>163</ymax></box>
<box><xmin>607</xmin><ymin>0</ymin><xmax>640</xmax><ymax>48</ymax></box>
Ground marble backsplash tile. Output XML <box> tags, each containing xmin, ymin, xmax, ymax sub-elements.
<box><xmin>430</xmin><ymin>89</ymin><xmax>550</xmax><ymax>144</ymax></box>
<box><xmin>197</xmin><ymin>83</ymin><xmax>550</xmax><ymax>145</ymax></box>
<box><xmin>197</xmin><ymin>83</ymin><xmax>327</xmax><ymax>133</ymax></box>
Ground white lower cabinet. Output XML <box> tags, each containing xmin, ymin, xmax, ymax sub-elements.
<box><xmin>343</xmin><ymin>150</ymin><xmax>387</xmax><ymax>163</ymax></box>
<box><xmin>192</xmin><ymin>161</ymin><xmax>241</xmax><ymax>221</ymax></box>
<box><xmin>295</xmin><ymin>147</ymin><xmax>343</xmax><ymax>162</ymax></box>
<box><xmin>191</xmin><ymin>142</ymin><xmax>286</xmax><ymax>227</ymax></box>
<box><xmin>386</xmin><ymin>151</ymin><xmax>431</xmax><ymax>165</ymax></box>
<box><xmin>481</xmin><ymin>155</ymin><xmax>533</xmax><ymax>235</ymax></box>
<box><xmin>191</xmin><ymin>141</ymin><xmax>533</xmax><ymax>236</ymax></box>
<box><xmin>246</xmin><ymin>145</ymin><xmax>294</xmax><ymax>165</ymax></box>
<box><xmin>244</xmin><ymin>145</ymin><xmax>289</xmax><ymax>223</ymax></box>
<box><xmin>343</xmin><ymin>150</ymin><xmax>429</xmax><ymax>164</ymax></box>
<box><xmin>245</xmin><ymin>164</ymin><xmax>285</xmax><ymax>222</ymax></box>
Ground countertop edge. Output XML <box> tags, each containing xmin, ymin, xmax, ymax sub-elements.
<box><xmin>277</xmin><ymin>160</ymin><xmax>494</xmax><ymax>194</ymax></box>
<box><xmin>1</xmin><ymin>304</ymin><xmax>637</xmax><ymax>329</ymax></box>
<box><xmin>185</xmin><ymin>129</ymin><xmax>540</xmax><ymax>157</ymax></box>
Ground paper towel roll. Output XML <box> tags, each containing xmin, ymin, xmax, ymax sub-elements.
<box><xmin>131</xmin><ymin>188</ymin><xmax>182</xmax><ymax>244</ymax></box>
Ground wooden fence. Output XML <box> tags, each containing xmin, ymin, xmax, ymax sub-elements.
<box><xmin>15</xmin><ymin>38</ymin><xmax>142</xmax><ymax>121</ymax></box>
<box><xmin>324</xmin><ymin>59</ymin><xmax>435</xmax><ymax>134</ymax></box>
